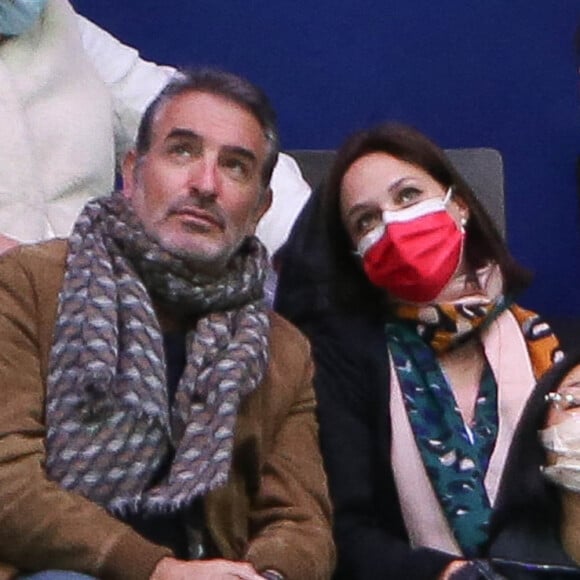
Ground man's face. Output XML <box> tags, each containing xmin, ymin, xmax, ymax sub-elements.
<box><xmin>122</xmin><ymin>90</ymin><xmax>272</xmax><ymax>274</ymax></box>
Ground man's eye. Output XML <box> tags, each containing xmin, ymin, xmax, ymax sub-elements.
<box><xmin>222</xmin><ymin>157</ymin><xmax>250</xmax><ymax>179</ymax></box>
<box><xmin>168</xmin><ymin>143</ymin><xmax>193</xmax><ymax>159</ymax></box>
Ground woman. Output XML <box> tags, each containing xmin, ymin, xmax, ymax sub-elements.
<box><xmin>275</xmin><ymin>123</ymin><xmax>578</xmax><ymax>579</ymax></box>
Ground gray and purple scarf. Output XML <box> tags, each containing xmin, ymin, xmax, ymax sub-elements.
<box><xmin>45</xmin><ymin>192</ymin><xmax>270</xmax><ymax>516</ymax></box>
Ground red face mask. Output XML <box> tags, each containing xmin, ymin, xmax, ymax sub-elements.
<box><xmin>358</xmin><ymin>190</ymin><xmax>465</xmax><ymax>303</ymax></box>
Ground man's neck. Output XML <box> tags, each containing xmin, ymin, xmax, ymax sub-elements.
<box><xmin>155</xmin><ymin>303</ymin><xmax>192</xmax><ymax>333</ymax></box>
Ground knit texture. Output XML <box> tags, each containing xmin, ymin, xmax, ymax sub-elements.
<box><xmin>45</xmin><ymin>192</ymin><xmax>270</xmax><ymax>516</ymax></box>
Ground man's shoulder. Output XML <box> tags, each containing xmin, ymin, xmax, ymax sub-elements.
<box><xmin>1</xmin><ymin>237</ymin><xmax>67</xmax><ymax>262</ymax></box>
<box><xmin>268</xmin><ymin>310</ymin><xmax>311</xmax><ymax>359</ymax></box>
<box><xmin>0</xmin><ymin>238</ymin><xmax>67</xmax><ymax>291</ymax></box>
<box><xmin>256</xmin><ymin>312</ymin><xmax>315</xmax><ymax>417</ymax></box>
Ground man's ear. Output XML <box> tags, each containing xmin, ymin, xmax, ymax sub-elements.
<box><xmin>121</xmin><ymin>150</ymin><xmax>138</xmax><ymax>199</ymax></box>
<box><xmin>258</xmin><ymin>186</ymin><xmax>272</xmax><ymax>221</ymax></box>
<box><xmin>256</xmin><ymin>186</ymin><xmax>273</xmax><ymax>223</ymax></box>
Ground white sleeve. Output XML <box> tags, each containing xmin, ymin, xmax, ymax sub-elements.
<box><xmin>256</xmin><ymin>152</ymin><xmax>312</xmax><ymax>257</ymax></box>
<box><xmin>76</xmin><ymin>14</ymin><xmax>176</xmax><ymax>161</ymax></box>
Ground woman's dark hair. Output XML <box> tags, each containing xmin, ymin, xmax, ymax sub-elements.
<box><xmin>320</xmin><ymin>122</ymin><xmax>531</xmax><ymax>314</ymax></box>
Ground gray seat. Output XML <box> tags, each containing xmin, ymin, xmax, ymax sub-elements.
<box><xmin>288</xmin><ymin>148</ymin><xmax>506</xmax><ymax>237</ymax></box>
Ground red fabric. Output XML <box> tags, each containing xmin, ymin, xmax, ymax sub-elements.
<box><xmin>363</xmin><ymin>210</ymin><xmax>463</xmax><ymax>303</ymax></box>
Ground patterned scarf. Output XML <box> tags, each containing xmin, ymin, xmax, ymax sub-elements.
<box><xmin>391</xmin><ymin>264</ymin><xmax>505</xmax><ymax>354</ymax></box>
<box><xmin>387</xmin><ymin>265</ymin><xmax>562</xmax><ymax>556</ymax></box>
<box><xmin>45</xmin><ymin>192</ymin><xmax>270</xmax><ymax>516</ymax></box>
<box><xmin>388</xmin><ymin>325</ymin><xmax>498</xmax><ymax>557</ymax></box>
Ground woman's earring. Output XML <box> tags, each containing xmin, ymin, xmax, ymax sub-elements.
<box><xmin>460</xmin><ymin>215</ymin><xmax>468</xmax><ymax>228</ymax></box>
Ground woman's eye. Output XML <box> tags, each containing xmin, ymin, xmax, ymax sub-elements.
<box><xmin>396</xmin><ymin>187</ymin><xmax>422</xmax><ymax>206</ymax></box>
<box><xmin>355</xmin><ymin>211</ymin><xmax>381</xmax><ymax>234</ymax></box>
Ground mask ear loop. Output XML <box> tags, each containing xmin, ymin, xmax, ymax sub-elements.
<box><xmin>354</xmin><ymin>222</ymin><xmax>387</xmax><ymax>258</ymax></box>
<box><xmin>443</xmin><ymin>186</ymin><xmax>454</xmax><ymax>205</ymax></box>
<box><xmin>445</xmin><ymin>185</ymin><xmax>469</xmax><ymax>234</ymax></box>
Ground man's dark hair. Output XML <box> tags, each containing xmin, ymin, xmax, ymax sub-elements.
<box><xmin>136</xmin><ymin>68</ymin><xmax>280</xmax><ymax>189</ymax></box>
<box><xmin>319</xmin><ymin>122</ymin><xmax>532</xmax><ymax>315</ymax></box>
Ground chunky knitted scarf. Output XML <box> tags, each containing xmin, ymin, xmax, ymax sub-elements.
<box><xmin>45</xmin><ymin>192</ymin><xmax>270</xmax><ymax>515</ymax></box>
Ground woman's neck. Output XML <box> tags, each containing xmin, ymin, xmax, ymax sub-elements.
<box><xmin>438</xmin><ymin>339</ymin><xmax>486</xmax><ymax>426</ymax></box>
<box><xmin>436</xmin><ymin>262</ymin><xmax>500</xmax><ymax>303</ymax></box>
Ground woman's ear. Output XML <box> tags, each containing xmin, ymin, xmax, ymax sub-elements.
<box><xmin>452</xmin><ymin>191</ymin><xmax>469</xmax><ymax>220</ymax></box>
<box><xmin>449</xmin><ymin>191</ymin><xmax>469</xmax><ymax>228</ymax></box>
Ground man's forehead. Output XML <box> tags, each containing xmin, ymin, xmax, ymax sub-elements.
<box><xmin>152</xmin><ymin>90</ymin><xmax>265</xmax><ymax>148</ymax></box>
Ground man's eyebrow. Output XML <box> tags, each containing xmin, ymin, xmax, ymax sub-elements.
<box><xmin>220</xmin><ymin>145</ymin><xmax>257</xmax><ymax>164</ymax></box>
<box><xmin>164</xmin><ymin>129</ymin><xmax>257</xmax><ymax>164</ymax></box>
<box><xmin>165</xmin><ymin>128</ymin><xmax>201</xmax><ymax>141</ymax></box>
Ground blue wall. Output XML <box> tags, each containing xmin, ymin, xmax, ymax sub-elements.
<box><xmin>74</xmin><ymin>0</ymin><xmax>580</xmax><ymax>317</ymax></box>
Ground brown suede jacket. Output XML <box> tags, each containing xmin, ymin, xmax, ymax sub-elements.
<box><xmin>0</xmin><ymin>240</ymin><xmax>335</xmax><ymax>580</ymax></box>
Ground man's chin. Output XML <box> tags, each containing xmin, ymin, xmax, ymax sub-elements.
<box><xmin>154</xmin><ymin>231</ymin><xmax>216</xmax><ymax>259</ymax></box>
<box><xmin>162</xmin><ymin>241</ymin><xmax>232</xmax><ymax>274</ymax></box>
<box><xmin>150</xmin><ymin>228</ymin><xmax>246</xmax><ymax>273</ymax></box>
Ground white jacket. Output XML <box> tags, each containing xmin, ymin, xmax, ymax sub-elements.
<box><xmin>0</xmin><ymin>0</ymin><xmax>172</xmax><ymax>243</ymax></box>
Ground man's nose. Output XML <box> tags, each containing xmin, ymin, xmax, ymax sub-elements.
<box><xmin>188</xmin><ymin>157</ymin><xmax>219</xmax><ymax>196</ymax></box>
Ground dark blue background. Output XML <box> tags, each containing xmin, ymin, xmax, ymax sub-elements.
<box><xmin>74</xmin><ymin>0</ymin><xmax>580</xmax><ymax>317</ymax></box>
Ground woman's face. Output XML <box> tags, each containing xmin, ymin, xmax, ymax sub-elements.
<box><xmin>339</xmin><ymin>152</ymin><xmax>467</xmax><ymax>249</ymax></box>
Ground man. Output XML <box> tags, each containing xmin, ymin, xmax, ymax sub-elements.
<box><xmin>0</xmin><ymin>69</ymin><xmax>334</xmax><ymax>580</ymax></box>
